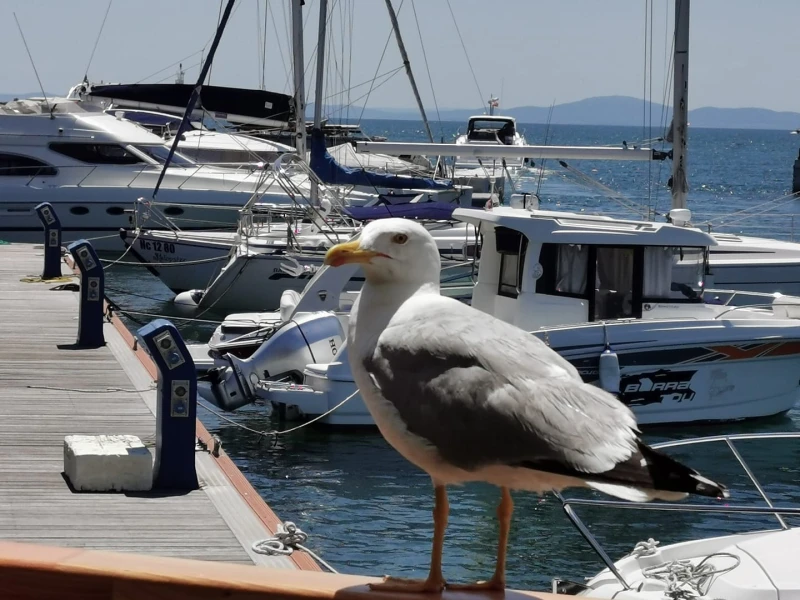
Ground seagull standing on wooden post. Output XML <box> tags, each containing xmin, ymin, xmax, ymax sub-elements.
<box><xmin>324</xmin><ymin>218</ymin><xmax>728</xmax><ymax>593</ymax></box>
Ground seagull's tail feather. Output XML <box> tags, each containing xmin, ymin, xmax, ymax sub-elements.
<box><xmin>588</xmin><ymin>440</ymin><xmax>729</xmax><ymax>502</ymax></box>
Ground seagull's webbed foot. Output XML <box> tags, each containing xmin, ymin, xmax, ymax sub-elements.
<box><xmin>446</xmin><ymin>576</ymin><xmax>505</xmax><ymax>592</ymax></box>
<box><xmin>369</xmin><ymin>575</ymin><xmax>447</xmax><ymax>593</ymax></box>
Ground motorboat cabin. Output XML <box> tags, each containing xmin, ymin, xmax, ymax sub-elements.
<box><xmin>456</xmin><ymin>206</ymin><xmax>715</xmax><ymax>330</ymax></box>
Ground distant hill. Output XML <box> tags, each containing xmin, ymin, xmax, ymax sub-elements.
<box><xmin>6</xmin><ymin>91</ymin><xmax>798</xmax><ymax>130</ymax></box>
<box><xmin>313</xmin><ymin>96</ymin><xmax>800</xmax><ymax>131</ymax></box>
<box><xmin>0</xmin><ymin>92</ymin><xmax>55</xmax><ymax>102</ymax></box>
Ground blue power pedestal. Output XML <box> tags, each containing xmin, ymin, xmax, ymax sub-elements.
<box><xmin>136</xmin><ymin>319</ymin><xmax>199</xmax><ymax>491</ymax></box>
<box><xmin>67</xmin><ymin>240</ymin><xmax>105</xmax><ymax>348</ymax></box>
<box><xmin>34</xmin><ymin>202</ymin><xmax>62</xmax><ymax>279</ymax></box>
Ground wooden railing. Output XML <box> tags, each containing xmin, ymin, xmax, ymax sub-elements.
<box><xmin>0</xmin><ymin>541</ymin><xmax>591</xmax><ymax>600</ymax></box>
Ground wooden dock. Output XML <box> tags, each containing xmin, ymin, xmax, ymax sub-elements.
<box><xmin>0</xmin><ymin>242</ymin><xmax>318</xmax><ymax>571</ymax></box>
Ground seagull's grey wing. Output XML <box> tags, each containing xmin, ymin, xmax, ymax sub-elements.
<box><xmin>363</xmin><ymin>298</ymin><xmax>641</xmax><ymax>477</ymax></box>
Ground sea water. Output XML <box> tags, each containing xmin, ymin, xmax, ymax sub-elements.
<box><xmin>105</xmin><ymin>120</ymin><xmax>800</xmax><ymax>589</ymax></box>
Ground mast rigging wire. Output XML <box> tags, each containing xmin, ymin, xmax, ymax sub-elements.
<box><xmin>445</xmin><ymin>0</ymin><xmax>484</xmax><ymax>108</ymax></box>
<box><xmin>84</xmin><ymin>0</ymin><xmax>114</xmax><ymax>78</ymax></box>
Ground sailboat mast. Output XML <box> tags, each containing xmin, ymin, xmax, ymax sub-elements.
<box><xmin>291</xmin><ymin>0</ymin><xmax>307</xmax><ymax>158</ymax></box>
<box><xmin>310</xmin><ymin>0</ymin><xmax>329</xmax><ymax>206</ymax></box>
<box><xmin>383</xmin><ymin>0</ymin><xmax>434</xmax><ymax>143</ymax></box>
<box><xmin>671</xmin><ymin>0</ymin><xmax>690</xmax><ymax>210</ymax></box>
<box><xmin>313</xmin><ymin>0</ymin><xmax>328</xmax><ymax>131</ymax></box>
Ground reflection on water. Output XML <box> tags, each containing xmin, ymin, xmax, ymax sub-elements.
<box><xmin>104</xmin><ymin>122</ymin><xmax>800</xmax><ymax>590</ymax></box>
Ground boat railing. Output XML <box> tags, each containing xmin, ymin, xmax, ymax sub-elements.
<box><xmin>235</xmin><ymin>154</ymin><xmax>357</xmax><ymax>250</ymax></box>
<box><xmin>555</xmin><ymin>431</ymin><xmax>800</xmax><ymax>590</ymax></box>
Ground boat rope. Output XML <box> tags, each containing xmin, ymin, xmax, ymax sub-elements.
<box><xmin>698</xmin><ymin>190</ymin><xmax>800</xmax><ymax>230</ymax></box>
<box><xmin>108</xmin><ymin>306</ymin><xmax>223</xmax><ymax>325</ymax></box>
<box><xmin>26</xmin><ymin>384</ymin><xmax>155</xmax><ymax>394</ymax></box>
<box><xmin>444</xmin><ymin>0</ymin><xmax>483</xmax><ymax>108</ymax></box>
<box><xmin>83</xmin><ymin>0</ymin><xmax>113</xmax><ymax>78</ymax></box>
<box><xmin>631</xmin><ymin>539</ymin><xmax>741</xmax><ymax>599</ymax></box>
<box><xmin>356</xmin><ymin>1</ymin><xmax>402</xmax><ymax>125</ymax></box>
<box><xmin>99</xmin><ymin>255</ymin><xmax>228</xmax><ymax>268</ymax></box>
<box><xmin>557</xmin><ymin>160</ymin><xmax>652</xmax><ymax>219</ymax></box>
<box><xmin>251</xmin><ymin>521</ymin><xmax>339</xmax><ymax>574</ymax></box>
<box><xmin>20</xmin><ymin>275</ymin><xmax>75</xmax><ymax>284</ymax></box>
<box><xmin>410</xmin><ymin>0</ymin><xmax>443</xmax><ymax>139</ymax></box>
<box><xmin>196</xmin><ymin>388</ymin><xmax>358</xmax><ymax>444</ymax></box>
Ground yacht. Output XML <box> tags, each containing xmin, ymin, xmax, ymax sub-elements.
<box><xmin>0</xmin><ymin>97</ymin><xmax>318</xmax><ymax>251</ymax></box>
<box><xmin>200</xmin><ymin>205</ymin><xmax>800</xmax><ymax>426</ymax></box>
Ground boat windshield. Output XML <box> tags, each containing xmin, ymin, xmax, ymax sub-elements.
<box><xmin>132</xmin><ymin>145</ymin><xmax>196</xmax><ymax>167</ymax></box>
<box><xmin>643</xmin><ymin>246</ymin><xmax>705</xmax><ymax>301</ymax></box>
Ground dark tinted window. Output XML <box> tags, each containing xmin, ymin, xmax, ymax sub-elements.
<box><xmin>495</xmin><ymin>227</ymin><xmax>528</xmax><ymax>298</ymax></box>
<box><xmin>49</xmin><ymin>143</ymin><xmax>144</xmax><ymax>165</ymax></box>
<box><xmin>0</xmin><ymin>153</ymin><xmax>57</xmax><ymax>176</ymax></box>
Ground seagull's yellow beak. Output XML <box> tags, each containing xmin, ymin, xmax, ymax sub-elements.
<box><xmin>324</xmin><ymin>240</ymin><xmax>386</xmax><ymax>267</ymax></box>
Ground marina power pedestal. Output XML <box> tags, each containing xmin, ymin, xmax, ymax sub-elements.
<box><xmin>136</xmin><ymin>319</ymin><xmax>199</xmax><ymax>491</ymax></box>
<box><xmin>67</xmin><ymin>240</ymin><xmax>105</xmax><ymax>348</ymax></box>
<box><xmin>34</xmin><ymin>202</ymin><xmax>62</xmax><ymax>279</ymax></box>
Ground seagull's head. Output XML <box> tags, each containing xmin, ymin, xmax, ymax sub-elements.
<box><xmin>324</xmin><ymin>218</ymin><xmax>441</xmax><ymax>286</ymax></box>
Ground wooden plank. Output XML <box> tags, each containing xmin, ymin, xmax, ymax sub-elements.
<box><xmin>0</xmin><ymin>245</ymin><xmax>308</xmax><ymax>569</ymax></box>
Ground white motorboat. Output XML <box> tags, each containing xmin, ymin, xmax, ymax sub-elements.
<box><xmin>200</xmin><ymin>204</ymin><xmax>800</xmax><ymax>426</ymax></box>
<box><xmin>0</xmin><ymin>97</ymin><xmax>324</xmax><ymax>251</ymax></box>
<box><xmin>553</xmin><ymin>432</ymin><xmax>800</xmax><ymax>600</ymax></box>
<box><xmin>453</xmin><ymin>97</ymin><xmax>530</xmax><ymax>176</ymax></box>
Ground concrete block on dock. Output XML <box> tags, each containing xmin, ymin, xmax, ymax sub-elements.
<box><xmin>64</xmin><ymin>435</ymin><xmax>153</xmax><ymax>492</ymax></box>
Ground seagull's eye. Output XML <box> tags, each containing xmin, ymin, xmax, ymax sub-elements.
<box><xmin>392</xmin><ymin>233</ymin><xmax>408</xmax><ymax>245</ymax></box>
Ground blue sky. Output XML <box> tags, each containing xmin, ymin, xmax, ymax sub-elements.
<box><xmin>3</xmin><ymin>0</ymin><xmax>799</xmax><ymax>113</ymax></box>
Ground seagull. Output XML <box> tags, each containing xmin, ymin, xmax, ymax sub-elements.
<box><xmin>324</xmin><ymin>218</ymin><xmax>729</xmax><ymax>593</ymax></box>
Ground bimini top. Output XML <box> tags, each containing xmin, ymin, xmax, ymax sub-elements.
<box><xmin>465</xmin><ymin>115</ymin><xmax>517</xmax><ymax>143</ymax></box>
<box><xmin>453</xmin><ymin>206</ymin><xmax>718</xmax><ymax>248</ymax></box>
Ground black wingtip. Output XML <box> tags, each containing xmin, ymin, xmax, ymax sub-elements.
<box><xmin>638</xmin><ymin>441</ymin><xmax>729</xmax><ymax>500</ymax></box>
<box><xmin>690</xmin><ymin>472</ymin><xmax>730</xmax><ymax>500</ymax></box>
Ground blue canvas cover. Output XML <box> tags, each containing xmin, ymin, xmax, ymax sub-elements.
<box><xmin>309</xmin><ymin>129</ymin><xmax>452</xmax><ymax>190</ymax></box>
<box><xmin>343</xmin><ymin>202</ymin><xmax>457</xmax><ymax>221</ymax></box>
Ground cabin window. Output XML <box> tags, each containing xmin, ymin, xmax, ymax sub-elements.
<box><xmin>556</xmin><ymin>244</ymin><xmax>589</xmax><ymax>294</ymax></box>
<box><xmin>50</xmin><ymin>143</ymin><xmax>144</xmax><ymax>165</ymax></box>
<box><xmin>643</xmin><ymin>246</ymin><xmax>704</xmax><ymax>301</ymax></box>
<box><xmin>536</xmin><ymin>243</ymin><xmax>589</xmax><ymax>298</ymax></box>
<box><xmin>0</xmin><ymin>153</ymin><xmax>57</xmax><ymax>176</ymax></box>
<box><xmin>495</xmin><ymin>227</ymin><xmax>527</xmax><ymax>298</ymax></box>
<box><xmin>595</xmin><ymin>247</ymin><xmax>636</xmax><ymax>319</ymax></box>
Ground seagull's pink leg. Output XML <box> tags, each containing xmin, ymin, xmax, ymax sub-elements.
<box><xmin>447</xmin><ymin>487</ymin><xmax>513</xmax><ymax>591</ymax></box>
<box><xmin>369</xmin><ymin>484</ymin><xmax>448</xmax><ymax>593</ymax></box>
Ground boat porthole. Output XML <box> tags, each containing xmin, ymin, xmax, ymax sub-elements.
<box><xmin>163</xmin><ymin>206</ymin><xmax>184</xmax><ymax>216</ymax></box>
<box><xmin>106</xmin><ymin>206</ymin><xmax>125</xmax><ymax>216</ymax></box>
<box><xmin>69</xmin><ymin>206</ymin><xmax>89</xmax><ymax>215</ymax></box>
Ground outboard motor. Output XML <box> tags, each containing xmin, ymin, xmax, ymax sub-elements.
<box><xmin>204</xmin><ymin>311</ymin><xmax>346</xmax><ymax>411</ymax></box>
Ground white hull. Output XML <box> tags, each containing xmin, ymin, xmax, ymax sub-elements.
<box><xmin>0</xmin><ymin>186</ymin><xmax>289</xmax><ymax>252</ymax></box>
<box><xmin>233</xmin><ymin>316</ymin><xmax>800</xmax><ymax>426</ymax></box>
<box><xmin>181</xmin><ymin>252</ymin><xmax>363</xmax><ymax>313</ymax></box>
<box><xmin>709</xmin><ymin>233</ymin><xmax>800</xmax><ymax>295</ymax></box>
<box><xmin>124</xmin><ymin>221</ymin><xmax>478</xmax><ymax>300</ymax></box>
